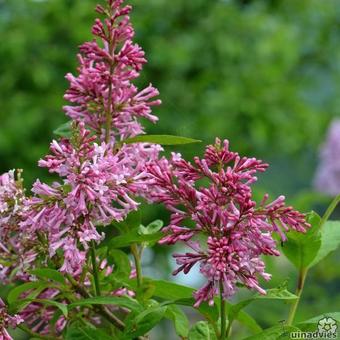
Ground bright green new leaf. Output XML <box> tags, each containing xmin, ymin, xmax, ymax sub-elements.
<box><xmin>139</xmin><ymin>220</ymin><xmax>164</xmax><ymax>235</ymax></box>
<box><xmin>123</xmin><ymin>134</ymin><xmax>201</xmax><ymax>145</ymax></box>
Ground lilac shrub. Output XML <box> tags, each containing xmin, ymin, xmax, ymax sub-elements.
<box><xmin>0</xmin><ymin>1</ymin><xmax>338</xmax><ymax>339</ymax></box>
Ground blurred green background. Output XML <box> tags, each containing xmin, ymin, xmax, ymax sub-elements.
<box><xmin>0</xmin><ymin>0</ymin><xmax>339</xmax><ymax>338</ymax></box>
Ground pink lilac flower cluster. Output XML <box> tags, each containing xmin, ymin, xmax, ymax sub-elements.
<box><xmin>314</xmin><ymin>119</ymin><xmax>340</xmax><ymax>196</ymax></box>
<box><xmin>0</xmin><ymin>0</ymin><xmax>161</xmax><ymax>336</ymax></box>
<box><xmin>147</xmin><ymin>139</ymin><xmax>310</xmax><ymax>306</ymax></box>
<box><xmin>0</xmin><ymin>170</ymin><xmax>37</xmax><ymax>283</ymax></box>
<box><xmin>21</xmin><ymin>122</ymin><xmax>159</xmax><ymax>275</ymax></box>
<box><xmin>64</xmin><ymin>0</ymin><xmax>161</xmax><ymax>141</ymax></box>
<box><xmin>0</xmin><ymin>298</ymin><xmax>23</xmax><ymax>340</ymax></box>
<box><xmin>16</xmin><ymin>0</ymin><xmax>161</xmax><ymax>277</ymax></box>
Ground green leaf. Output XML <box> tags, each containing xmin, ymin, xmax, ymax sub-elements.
<box><xmin>236</xmin><ymin>311</ymin><xmax>262</xmax><ymax>334</ymax></box>
<box><xmin>282</xmin><ymin>211</ymin><xmax>322</xmax><ymax>269</ymax></box>
<box><xmin>228</xmin><ymin>288</ymin><xmax>297</xmax><ymax>326</ymax></box>
<box><xmin>29</xmin><ymin>268</ymin><xmax>66</xmax><ymax>285</ymax></box>
<box><xmin>124</xmin><ymin>305</ymin><xmax>167</xmax><ymax>338</ymax></box>
<box><xmin>69</xmin><ymin>296</ymin><xmax>141</xmax><ymax>312</ymax></box>
<box><xmin>106</xmin><ymin>249</ymin><xmax>131</xmax><ymax>281</ymax></box>
<box><xmin>53</xmin><ymin>121</ymin><xmax>72</xmax><ymax>138</ymax></box>
<box><xmin>129</xmin><ymin>278</ymin><xmax>261</xmax><ymax>335</ymax></box>
<box><xmin>65</xmin><ymin>322</ymin><xmax>111</xmax><ymax>340</ymax></box>
<box><xmin>139</xmin><ymin>219</ymin><xmax>163</xmax><ymax>235</ymax></box>
<box><xmin>165</xmin><ymin>304</ymin><xmax>190</xmax><ymax>337</ymax></box>
<box><xmin>298</xmin><ymin>312</ymin><xmax>340</xmax><ymax>324</ymax></box>
<box><xmin>7</xmin><ymin>282</ymin><xmax>48</xmax><ymax>305</ymax></box>
<box><xmin>309</xmin><ymin>221</ymin><xmax>340</xmax><ymax>267</ymax></box>
<box><xmin>109</xmin><ymin>230</ymin><xmax>163</xmax><ymax>248</ymax></box>
<box><xmin>123</xmin><ymin>134</ymin><xmax>201</xmax><ymax>145</ymax></box>
<box><xmin>244</xmin><ymin>325</ymin><xmax>300</xmax><ymax>339</ymax></box>
<box><xmin>20</xmin><ymin>299</ymin><xmax>68</xmax><ymax>317</ymax></box>
<box><xmin>188</xmin><ymin>321</ymin><xmax>217</xmax><ymax>340</ymax></box>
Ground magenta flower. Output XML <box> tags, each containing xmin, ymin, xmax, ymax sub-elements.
<box><xmin>148</xmin><ymin>139</ymin><xmax>310</xmax><ymax>306</ymax></box>
<box><xmin>0</xmin><ymin>298</ymin><xmax>23</xmax><ymax>340</ymax></box>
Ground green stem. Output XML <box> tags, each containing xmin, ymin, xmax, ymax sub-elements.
<box><xmin>90</xmin><ymin>240</ymin><xmax>101</xmax><ymax>296</ymax></box>
<box><xmin>131</xmin><ymin>244</ymin><xmax>143</xmax><ymax>289</ymax></box>
<box><xmin>219</xmin><ymin>280</ymin><xmax>226</xmax><ymax>340</ymax></box>
<box><xmin>287</xmin><ymin>194</ymin><xmax>340</xmax><ymax>326</ymax></box>
<box><xmin>287</xmin><ymin>267</ymin><xmax>307</xmax><ymax>325</ymax></box>
<box><xmin>66</xmin><ymin>273</ymin><xmax>125</xmax><ymax>331</ymax></box>
<box><xmin>320</xmin><ymin>193</ymin><xmax>340</xmax><ymax>229</ymax></box>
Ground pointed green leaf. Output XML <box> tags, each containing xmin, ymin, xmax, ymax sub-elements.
<box><xmin>7</xmin><ymin>282</ymin><xmax>48</xmax><ymax>305</ymax></box>
<box><xmin>124</xmin><ymin>305</ymin><xmax>167</xmax><ymax>338</ymax></box>
<box><xmin>124</xmin><ymin>134</ymin><xmax>201</xmax><ymax>145</ymax></box>
<box><xmin>69</xmin><ymin>296</ymin><xmax>141</xmax><ymax>312</ymax></box>
<box><xmin>165</xmin><ymin>304</ymin><xmax>190</xmax><ymax>337</ymax></box>
<box><xmin>244</xmin><ymin>325</ymin><xmax>300</xmax><ymax>339</ymax></box>
<box><xmin>139</xmin><ymin>220</ymin><xmax>163</xmax><ymax>235</ymax></box>
<box><xmin>109</xmin><ymin>230</ymin><xmax>163</xmax><ymax>248</ymax></box>
<box><xmin>29</xmin><ymin>268</ymin><xmax>66</xmax><ymax>285</ymax></box>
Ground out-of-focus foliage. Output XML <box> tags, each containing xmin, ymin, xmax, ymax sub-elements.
<box><xmin>0</xmin><ymin>0</ymin><xmax>339</xmax><ymax>190</ymax></box>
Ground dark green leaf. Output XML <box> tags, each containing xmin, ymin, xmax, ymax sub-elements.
<box><xmin>188</xmin><ymin>321</ymin><xmax>217</xmax><ymax>340</ymax></box>
<box><xmin>123</xmin><ymin>134</ymin><xmax>201</xmax><ymax>145</ymax></box>
<box><xmin>282</xmin><ymin>211</ymin><xmax>322</xmax><ymax>269</ymax></box>
<box><xmin>29</xmin><ymin>268</ymin><xmax>66</xmax><ymax>285</ymax></box>
<box><xmin>165</xmin><ymin>304</ymin><xmax>190</xmax><ymax>337</ymax></box>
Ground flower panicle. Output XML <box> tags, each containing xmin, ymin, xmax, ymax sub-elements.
<box><xmin>148</xmin><ymin>139</ymin><xmax>310</xmax><ymax>306</ymax></box>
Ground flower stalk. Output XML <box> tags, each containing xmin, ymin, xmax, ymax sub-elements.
<box><xmin>90</xmin><ymin>240</ymin><xmax>101</xmax><ymax>296</ymax></box>
<box><xmin>219</xmin><ymin>280</ymin><xmax>226</xmax><ymax>340</ymax></box>
<box><xmin>287</xmin><ymin>193</ymin><xmax>340</xmax><ymax>325</ymax></box>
